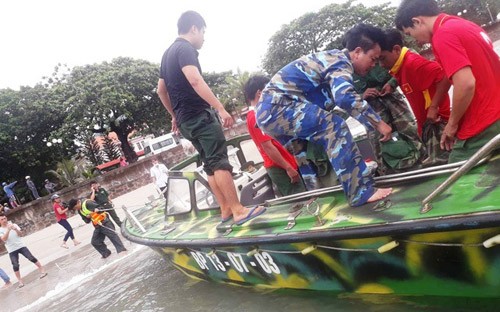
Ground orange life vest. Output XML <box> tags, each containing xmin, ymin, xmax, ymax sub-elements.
<box><xmin>81</xmin><ymin>200</ymin><xmax>107</xmax><ymax>226</ymax></box>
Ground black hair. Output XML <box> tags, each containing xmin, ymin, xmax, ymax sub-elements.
<box><xmin>342</xmin><ymin>24</ymin><xmax>386</xmax><ymax>52</ymax></box>
<box><xmin>395</xmin><ymin>0</ymin><xmax>441</xmax><ymax>30</ymax></box>
<box><xmin>381</xmin><ymin>29</ymin><xmax>404</xmax><ymax>51</ymax></box>
<box><xmin>68</xmin><ymin>198</ymin><xmax>79</xmax><ymax>209</ymax></box>
<box><xmin>177</xmin><ymin>10</ymin><xmax>206</xmax><ymax>35</ymax></box>
<box><xmin>0</xmin><ymin>213</ymin><xmax>5</xmax><ymax>217</ymax></box>
<box><xmin>243</xmin><ymin>75</ymin><xmax>270</xmax><ymax>103</ymax></box>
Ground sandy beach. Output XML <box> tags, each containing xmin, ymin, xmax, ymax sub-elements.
<box><xmin>0</xmin><ymin>183</ymin><xmax>159</xmax><ymax>311</ymax></box>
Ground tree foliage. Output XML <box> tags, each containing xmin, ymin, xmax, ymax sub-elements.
<box><xmin>60</xmin><ymin>57</ymin><xmax>168</xmax><ymax>163</ymax></box>
<box><xmin>80</xmin><ymin>133</ymin><xmax>104</xmax><ymax>167</ymax></box>
<box><xmin>262</xmin><ymin>2</ymin><xmax>397</xmax><ymax>75</ymax></box>
<box><xmin>102</xmin><ymin>135</ymin><xmax>122</xmax><ymax>162</ymax></box>
<box><xmin>437</xmin><ymin>0</ymin><xmax>499</xmax><ymax>26</ymax></box>
<box><xmin>0</xmin><ymin>84</ymin><xmax>68</xmax><ymax>183</ymax></box>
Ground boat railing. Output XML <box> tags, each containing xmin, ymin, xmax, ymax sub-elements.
<box><xmin>421</xmin><ymin>133</ymin><xmax>500</xmax><ymax>213</ymax></box>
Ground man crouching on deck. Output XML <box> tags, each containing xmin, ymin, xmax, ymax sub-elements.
<box><xmin>69</xmin><ymin>198</ymin><xmax>127</xmax><ymax>258</ymax></box>
<box><xmin>256</xmin><ymin>24</ymin><xmax>392</xmax><ymax>207</ymax></box>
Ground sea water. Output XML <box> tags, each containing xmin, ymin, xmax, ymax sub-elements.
<box><xmin>3</xmin><ymin>243</ymin><xmax>495</xmax><ymax>312</ymax></box>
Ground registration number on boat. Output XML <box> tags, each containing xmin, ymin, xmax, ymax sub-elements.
<box><xmin>190</xmin><ymin>251</ymin><xmax>281</xmax><ymax>274</ymax></box>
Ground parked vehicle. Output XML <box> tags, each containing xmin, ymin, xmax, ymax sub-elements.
<box><xmin>143</xmin><ymin>133</ymin><xmax>179</xmax><ymax>156</ymax></box>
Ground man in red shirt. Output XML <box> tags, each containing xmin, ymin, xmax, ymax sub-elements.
<box><xmin>244</xmin><ymin>75</ymin><xmax>306</xmax><ymax>196</ymax></box>
<box><xmin>379</xmin><ymin>29</ymin><xmax>451</xmax><ymax>165</ymax></box>
<box><xmin>395</xmin><ymin>0</ymin><xmax>500</xmax><ymax>163</ymax></box>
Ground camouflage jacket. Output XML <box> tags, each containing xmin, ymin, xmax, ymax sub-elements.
<box><xmin>263</xmin><ymin>49</ymin><xmax>381</xmax><ymax>130</ymax></box>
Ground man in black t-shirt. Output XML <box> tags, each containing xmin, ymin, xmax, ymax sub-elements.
<box><xmin>156</xmin><ymin>11</ymin><xmax>265</xmax><ymax>225</ymax></box>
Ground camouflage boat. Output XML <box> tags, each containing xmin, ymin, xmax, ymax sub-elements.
<box><xmin>122</xmin><ymin>134</ymin><xmax>500</xmax><ymax>298</ymax></box>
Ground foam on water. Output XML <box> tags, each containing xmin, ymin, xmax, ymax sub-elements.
<box><xmin>15</xmin><ymin>245</ymin><xmax>145</xmax><ymax>312</ymax></box>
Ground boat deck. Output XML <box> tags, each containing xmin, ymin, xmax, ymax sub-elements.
<box><xmin>123</xmin><ymin>154</ymin><xmax>500</xmax><ymax>247</ymax></box>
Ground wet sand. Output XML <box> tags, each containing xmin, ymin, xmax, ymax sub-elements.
<box><xmin>0</xmin><ymin>184</ymin><xmax>159</xmax><ymax>311</ymax></box>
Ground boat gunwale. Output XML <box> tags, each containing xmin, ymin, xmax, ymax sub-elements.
<box><xmin>122</xmin><ymin>209</ymin><xmax>500</xmax><ymax>248</ymax></box>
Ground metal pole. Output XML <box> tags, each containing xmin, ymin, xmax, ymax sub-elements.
<box><xmin>421</xmin><ymin>133</ymin><xmax>500</xmax><ymax>213</ymax></box>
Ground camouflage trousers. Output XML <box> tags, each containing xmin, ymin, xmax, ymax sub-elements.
<box><xmin>422</xmin><ymin>120</ymin><xmax>450</xmax><ymax>166</ymax></box>
<box><xmin>256</xmin><ymin>95</ymin><xmax>375</xmax><ymax>207</ymax></box>
<box><xmin>367</xmin><ymin>93</ymin><xmax>425</xmax><ymax>174</ymax></box>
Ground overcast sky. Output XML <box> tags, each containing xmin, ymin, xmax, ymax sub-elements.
<box><xmin>0</xmin><ymin>0</ymin><xmax>400</xmax><ymax>90</ymax></box>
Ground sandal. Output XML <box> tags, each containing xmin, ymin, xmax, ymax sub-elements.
<box><xmin>39</xmin><ymin>273</ymin><xmax>48</xmax><ymax>279</ymax></box>
<box><xmin>18</xmin><ymin>283</ymin><xmax>25</xmax><ymax>289</ymax></box>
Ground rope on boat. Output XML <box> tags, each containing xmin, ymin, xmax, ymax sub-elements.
<box><xmin>316</xmin><ymin>244</ymin><xmax>378</xmax><ymax>252</ymax></box>
<box><xmin>180</xmin><ymin>236</ymin><xmax>498</xmax><ymax>259</ymax></box>
<box><xmin>399</xmin><ymin>239</ymin><xmax>484</xmax><ymax>247</ymax></box>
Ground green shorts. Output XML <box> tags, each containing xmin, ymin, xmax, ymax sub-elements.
<box><xmin>266</xmin><ymin>166</ymin><xmax>306</xmax><ymax>196</ymax></box>
<box><xmin>178</xmin><ymin>109</ymin><xmax>232</xmax><ymax>175</ymax></box>
<box><xmin>449</xmin><ymin>120</ymin><xmax>500</xmax><ymax>163</ymax></box>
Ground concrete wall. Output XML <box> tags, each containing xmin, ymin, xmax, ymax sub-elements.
<box><xmin>1</xmin><ymin>122</ymin><xmax>249</xmax><ymax>254</ymax></box>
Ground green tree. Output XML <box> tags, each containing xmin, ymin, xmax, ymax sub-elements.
<box><xmin>102</xmin><ymin>135</ymin><xmax>122</xmax><ymax>162</ymax></box>
<box><xmin>60</xmin><ymin>57</ymin><xmax>168</xmax><ymax>163</ymax></box>
<box><xmin>0</xmin><ymin>84</ymin><xmax>68</xmax><ymax>182</ymax></box>
<box><xmin>80</xmin><ymin>132</ymin><xmax>104</xmax><ymax>166</ymax></box>
<box><xmin>438</xmin><ymin>0</ymin><xmax>499</xmax><ymax>26</ymax></box>
<box><xmin>262</xmin><ymin>2</ymin><xmax>396</xmax><ymax>75</ymax></box>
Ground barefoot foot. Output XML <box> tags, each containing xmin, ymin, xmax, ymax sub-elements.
<box><xmin>367</xmin><ymin>188</ymin><xmax>392</xmax><ymax>203</ymax></box>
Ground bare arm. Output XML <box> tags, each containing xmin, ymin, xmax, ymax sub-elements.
<box><xmin>56</xmin><ymin>206</ymin><xmax>68</xmax><ymax>215</ymax></box>
<box><xmin>427</xmin><ymin>77</ymin><xmax>451</xmax><ymax>122</ymax></box>
<box><xmin>441</xmin><ymin>67</ymin><xmax>475</xmax><ymax>151</ymax></box>
<box><xmin>181</xmin><ymin>65</ymin><xmax>234</xmax><ymax>128</ymax></box>
<box><xmin>157</xmin><ymin>79</ymin><xmax>178</xmax><ymax>133</ymax></box>
<box><xmin>89</xmin><ymin>188</ymin><xmax>96</xmax><ymax>201</ymax></box>
<box><xmin>261</xmin><ymin>140</ymin><xmax>300</xmax><ymax>183</ymax></box>
<box><xmin>1</xmin><ymin>228</ymin><xmax>10</xmax><ymax>242</ymax></box>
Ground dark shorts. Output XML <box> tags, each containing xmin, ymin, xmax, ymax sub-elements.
<box><xmin>178</xmin><ymin>108</ymin><xmax>232</xmax><ymax>175</ymax></box>
<box><xmin>266</xmin><ymin>166</ymin><xmax>306</xmax><ymax>196</ymax></box>
<box><xmin>449</xmin><ymin>120</ymin><xmax>500</xmax><ymax>163</ymax></box>
<box><xmin>9</xmin><ymin>247</ymin><xmax>37</xmax><ymax>271</ymax></box>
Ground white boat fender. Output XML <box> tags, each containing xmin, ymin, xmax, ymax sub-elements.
<box><xmin>301</xmin><ymin>245</ymin><xmax>317</xmax><ymax>255</ymax></box>
<box><xmin>378</xmin><ymin>241</ymin><xmax>399</xmax><ymax>253</ymax></box>
<box><xmin>483</xmin><ymin>234</ymin><xmax>500</xmax><ymax>248</ymax></box>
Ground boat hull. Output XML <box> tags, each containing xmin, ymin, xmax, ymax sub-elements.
<box><xmin>151</xmin><ymin>227</ymin><xmax>500</xmax><ymax>297</ymax></box>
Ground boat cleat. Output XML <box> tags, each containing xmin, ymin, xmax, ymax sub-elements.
<box><xmin>372</xmin><ymin>199</ymin><xmax>392</xmax><ymax>212</ymax></box>
<box><xmin>284</xmin><ymin>209</ymin><xmax>303</xmax><ymax>230</ymax></box>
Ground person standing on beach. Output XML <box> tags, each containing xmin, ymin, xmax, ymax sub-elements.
<box><xmin>156</xmin><ymin>10</ymin><xmax>265</xmax><ymax>225</ymax></box>
<box><xmin>69</xmin><ymin>198</ymin><xmax>127</xmax><ymax>259</ymax></box>
<box><xmin>0</xmin><ymin>268</ymin><xmax>12</xmax><ymax>289</ymax></box>
<box><xmin>0</xmin><ymin>213</ymin><xmax>47</xmax><ymax>288</ymax></box>
<box><xmin>51</xmin><ymin>194</ymin><xmax>80</xmax><ymax>249</ymax></box>
<box><xmin>89</xmin><ymin>180</ymin><xmax>122</xmax><ymax>228</ymax></box>
<box><xmin>150</xmin><ymin>157</ymin><xmax>169</xmax><ymax>200</ymax></box>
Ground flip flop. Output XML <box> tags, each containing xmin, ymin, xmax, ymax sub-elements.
<box><xmin>60</xmin><ymin>245</ymin><xmax>69</xmax><ymax>249</ymax></box>
<box><xmin>18</xmin><ymin>283</ymin><xmax>24</xmax><ymax>289</ymax></box>
<box><xmin>235</xmin><ymin>206</ymin><xmax>266</xmax><ymax>226</ymax></box>
<box><xmin>39</xmin><ymin>273</ymin><xmax>48</xmax><ymax>279</ymax></box>
<box><xmin>221</xmin><ymin>215</ymin><xmax>233</xmax><ymax>223</ymax></box>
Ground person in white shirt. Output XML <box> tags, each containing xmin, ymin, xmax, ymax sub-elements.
<box><xmin>0</xmin><ymin>214</ymin><xmax>47</xmax><ymax>288</ymax></box>
<box><xmin>150</xmin><ymin>157</ymin><xmax>169</xmax><ymax>199</ymax></box>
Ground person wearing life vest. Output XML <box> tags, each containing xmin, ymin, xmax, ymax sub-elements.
<box><xmin>68</xmin><ymin>198</ymin><xmax>127</xmax><ymax>259</ymax></box>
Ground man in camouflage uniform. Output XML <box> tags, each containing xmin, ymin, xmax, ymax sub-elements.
<box><xmin>353</xmin><ymin>64</ymin><xmax>425</xmax><ymax>174</ymax></box>
<box><xmin>256</xmin><ymin>24</ymin><xmax>393</xmax><ymax>207</ymax></box>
